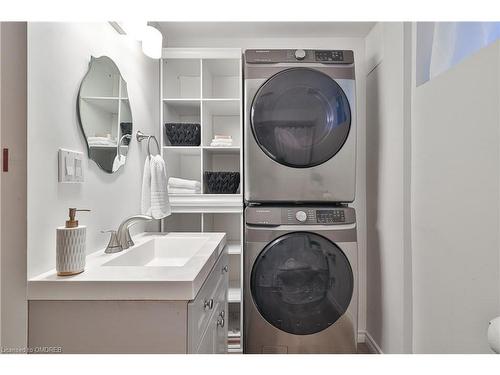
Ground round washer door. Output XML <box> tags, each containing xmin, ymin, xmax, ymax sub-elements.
<box><xmin>250</xmin><ymin>67</ymin><xmax>351</xmax><ymax>168</ymax></box>
<box><xmin>250</xmin><ymin>232</ymin><xmax>353</xmax><ymax>335</ymax></box>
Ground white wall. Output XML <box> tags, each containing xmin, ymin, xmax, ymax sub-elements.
<box><xmin>364</xmin><ymin>22</ymin><xmax>413</xmax><ymax>353</ymax></box>
<box><xmin>412</xmin><ymin>40</ymin><xmax>500</xmax><ymax>353</ymax></box>
<box><xmin>164</xmin><ymin>36</ymin><xmax>368</xmax><ymax>337</ymax></box>
<box><xmin>1</xmin><ymin>22</ymin><xmax>28</xmax><ymax>350</ymax></box>
<box><xmin>27</xmin><ymin>23</ymin><xmax>159</xmax><ymax>278</ymax></box>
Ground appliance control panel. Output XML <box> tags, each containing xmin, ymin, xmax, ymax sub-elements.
<box><xmin>245</xmin><ymin>206</ymin><xmax>355</xmax><ymax>226</ymax></box>
<box><xmin>286</xmin><ymin>208</ymin><xmax>316</xmax><ymax>224</ymax></box>
<box><xmin>245</xmin><ymin>49</ymin><xmax>354</xmax><ymax>64</ymax></box>
<box><xmin>316</xmin><ymin>209</ymin><xmax>346</xmax><ymax>223</ymax></box>
<box><xmin>284</xmin><ymin>208</ymin><xmax>348</xmax><ymax>224</ymax></box>
<box><xmin>315</xmin><ymin>50</ymin><xmax>344</xmax><ymax>62</ymax></box>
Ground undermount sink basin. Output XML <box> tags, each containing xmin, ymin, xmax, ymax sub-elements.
<box><xmin>103</xmin><ymin>235</ymin><xmax>211</xmax><ymax>267</ymax></box>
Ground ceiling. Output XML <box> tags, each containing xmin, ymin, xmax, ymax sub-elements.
<box><xmin>153</xmin><ymin>22</ymin><xmax>376</xmax><ymax>41</ymax></box>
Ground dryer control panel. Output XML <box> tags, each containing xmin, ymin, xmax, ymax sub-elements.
<box><xmin>245</xmin><ymin>206</ymin><xmax>356</xmax><ymax>225</ymax></box>
<box><xmin>245</xmin><ymin>49</ymin><xmax>354</xmax><ymax>64</ymax></box>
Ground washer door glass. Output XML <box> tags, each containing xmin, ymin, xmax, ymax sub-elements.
<box><xmin>251</xmin><ymin>232</ymin><xmax>353</xmax><ymax>335</ymax></box>
<box><xmin>250</xmin><ymin>67</ymin><xmax>351</xmax><ymax>168</ymax></box>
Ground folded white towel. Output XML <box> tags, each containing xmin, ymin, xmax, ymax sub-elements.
<box><xmin>88</xmin><ymin>140</ymin><xmax>116</xmax><ymax>147</ymax></box>
<box><xmin>168</xmin><ymin>187</ymin><xmax>201</xmax><ymax>194</ymax></box>
<box><xmin>210</xmin><ymin>136</ymin><xmax>233</xmax><ymax>147</ymax></box>
<box><xmin>141</xmin><ymin>155</ymin><xmax>171</xmax><ymax>220</ymax></box>
<box><xmin>210</xmin><ymin>141</ymin><xmax>234</xmax><ymax>147</ymax></box>
<box><xmin>168</xmin><ymin>177</ymin><xmax>201</xmax><ymax>190</ymax></box>
<box><xmin>88</xmin><ymin>136</ymin><xmax>116</xmax><ymax>146</ymax></box>
<box><xmin>88</xmin><ymin>136</ymin><xmax>114</xmax><ymax>141</ymax></box>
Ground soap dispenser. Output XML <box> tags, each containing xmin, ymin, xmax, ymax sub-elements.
<box><xmin>56</xmin><ymin>208</ymin><xmax>90</xmax><ymax>276</ymax></box>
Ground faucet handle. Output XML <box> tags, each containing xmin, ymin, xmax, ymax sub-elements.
<box><xmin>101</xmin><ymin>230</ymin><xmax>122</xmax><ymax>254</ymax></box>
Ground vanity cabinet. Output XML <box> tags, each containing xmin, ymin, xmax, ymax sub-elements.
<box><xmin>194</xmin><ymin>268</ymin><xmax>228</xmax><ymax>354</ymax></box>
<box><xmin>28</xmin><ymin>247</ymin><xmax>228</xmax><ymax>354</ymax></box>
<box><xmin>188</xmin><ymin>249</ymin><xmax>228</xmax><ymax>353</ymax></box>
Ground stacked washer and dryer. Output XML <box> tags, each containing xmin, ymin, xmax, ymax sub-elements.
<box><xmin>243</xmin><ymin>49</ymin><xmax>358</xmax><ymax>353</ymax></box>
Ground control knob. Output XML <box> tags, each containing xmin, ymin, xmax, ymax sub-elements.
<box><xmin>295</xmin><ymin>49</ymin><xmax>306</xmax><ymax>60</ymax></box>
<box><xmin>295</xmin><ymin>211</ymin><xmax>307</xmax><ymax>222</ymax></box>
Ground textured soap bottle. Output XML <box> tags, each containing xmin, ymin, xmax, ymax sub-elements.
<box><xmin>56</xmin><ymin>208</ymin><xmax>90</xmax><ymax>276</ymax></box>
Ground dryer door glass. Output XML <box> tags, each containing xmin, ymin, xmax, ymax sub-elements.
<box><xmin>250</xmin><ymin>232</ymin><xmax>354</xmax><ymax>335</ymax></box>
<box><xmin>250</xmin><ymin>67</ymin><xmax>351</xmax><ymax>168</ymax></box>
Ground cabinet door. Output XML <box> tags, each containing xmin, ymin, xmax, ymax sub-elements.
<box><xmin>196</xmin><ymin>269</ymin><xmax>228</xmax><ymax>354</ymax></box>
<box><xmin>215</xmin><ymin>267</ymin><xmax>228</xmax><ymax>354</ymax></box>
<box><xmin>196</xmin><ymin>312</ymin><xmax>217</xmax><ymax>354</ymax></box>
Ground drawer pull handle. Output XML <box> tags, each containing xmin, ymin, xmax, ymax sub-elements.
<box><xmin>204</xmin><ymin>299</ymin><xmax>214</xmax><ymax>310</ymax></box>
<box><xmin>222</xmin><ymin>265</ymin><xmax>229</xmax><ymax>273</ymax></box>
<box><xmin>217</xmin><ymin>316</ymin><xmax>225</xmax><ymax>328</ymax></box>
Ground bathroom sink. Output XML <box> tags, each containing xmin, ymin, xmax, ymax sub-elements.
<box><xmin>28</xmin><ymin>232</ymin><xmax>226</xmax><ymax>300</ymax></box>
<box><xmin>103</xmin><ymin>235</ymin><xmax>211</xmax><ymax>267</ymax></box>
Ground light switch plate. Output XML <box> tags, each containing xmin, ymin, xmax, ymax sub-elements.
<box><xmin>58</xmin><ymin>148</ymin><xmax>84</xmax><ymax>183</ymax></box>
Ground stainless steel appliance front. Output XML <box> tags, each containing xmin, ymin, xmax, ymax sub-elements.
<box><xmin>244</xmin><ymin>205</ymin><xmax>358</xmax><ymax>354</ymax></box>
<box><xmin>244</xmin><ymin>49</ymin><xmax>357</xmax><ymax>203</ymax></box>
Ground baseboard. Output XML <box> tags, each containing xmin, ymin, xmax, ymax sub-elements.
<box><xmin>358</xmin><ymin>330</ymin><xmax>384</xmax><ymax>354</ymax></box>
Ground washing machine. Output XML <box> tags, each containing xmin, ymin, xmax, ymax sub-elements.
<box><xmin>244</xmin><ymin>205</ymin><xmax>358</xmax><ymax>353</ymax></box>
<box><xmin>244</xmin><ymin>49</ymin><xmax>356</xmax><ymax>203</ymax></box>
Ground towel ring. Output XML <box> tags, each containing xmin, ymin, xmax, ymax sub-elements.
<box><xmin>136</xmin><ymin>130</ymin><xmax>161</xmax><ymax>157</ymax></box>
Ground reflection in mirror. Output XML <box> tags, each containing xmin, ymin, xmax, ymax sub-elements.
<box><xmin>77</xmin><ymin>56</ymin><xmax>133</xmax><ymax>173</ymax></box>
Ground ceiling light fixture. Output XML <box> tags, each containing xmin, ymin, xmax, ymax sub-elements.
<box><xmin>110</xmin><ymin>22</ymin><xmax>163</xmax><ymax>59</ymax></box>
<box><xmin>141</xmin><ymin>25</ymin><xmax>163</xmax><ymax>59</ymax></box>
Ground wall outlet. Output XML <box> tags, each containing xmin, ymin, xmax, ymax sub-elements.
<box><xmin>58</xmin><ymin>148</ymin><xmax>84</xmax><ymax>183</ymax></box>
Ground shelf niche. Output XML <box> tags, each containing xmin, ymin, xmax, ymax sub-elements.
<box><xmin>163</xmin><ymin>59</ymin><xmax>201</xmax><ymax>99</ymax></box>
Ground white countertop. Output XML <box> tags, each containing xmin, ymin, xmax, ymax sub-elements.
<box><xmin>27</xmin><ymin>232</ymin><xmax>226</xmax><ymax>301</ymax></box>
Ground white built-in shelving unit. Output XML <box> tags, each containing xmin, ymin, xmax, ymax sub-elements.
<box><xmin>160</xmin><ymin>48</ymin><xmax>243</xmax><ymax>353</ymax></box>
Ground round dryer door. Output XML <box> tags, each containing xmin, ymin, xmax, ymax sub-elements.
<box><xmin>250</xmin><ymin>232</ymin><xmax>354</xmax><ymax>335</ymax></box>
<box><xmin>250</xmin><ymin>67</ymin><xmax>351</xmax><ymax>168</ymax></box>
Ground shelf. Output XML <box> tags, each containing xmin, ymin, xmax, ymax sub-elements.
<box><xmin>80</xmin><ymin>96</ymin><xmax>119</xmax><ymax>100</ymax></box>
<box><xmin>163</xmin><ymin>146</ymin><xmax>201</xmax><ymax>155</ymax></box>
<box><xmin>203</xmin><ymin>59</ymin><xmax>240</xmax><ymax>99</ymax></box>
<box><xmin>169</xmin><ymin>194</ymin><xmax>243</xmax><ymax>213</ymax></box>
<box><xmin>228</xmin><ymin>329</ymin><xmax>241</xmax><ymax>354</ymax></box>
<box><xmin>227</xmin><ymin>241</ymin><xmax>241</xmax><ymax>255</ymax></box>
<box><xmin>162</xmin><ymin>58</ymin><xmax>201</xmax><ymax>99</ymax></box>
<box><xmin>163</xmin><ymin>100</ymin><xmax>200</xmax><ymax>113</ymax></box>
<box><xmin>203</xmin><ymin>146</ymin><xmax>240</xmax><ymax>154</ymax></box>
<box><xmin>228</xmin><ymin>346</ymin><xmax>242</xmax><ymax>354</ymax></box>
<box><xmin>161</xmin><ymin>52</ymin><xmax>243</xmax><ymax>352</ymax></box>
<box><xmin>202</xmin><ymin>99</ymin><xmax>240</xmax><ymax>147</ymax></box>
<box><xmin>88</xmin><ymin>144</ymin><xmax>118</xmax><ymax>149</ymax></box>
<box><xmin>163</xmin><ymin>98</ymin><xmax>201</xmax><ymax>102</ymax></box>
<box><xmin>80</xmin><ymin>97</ymin><xmax>119</xmax><ymax>114</ymax></box>
<box><xmin>202</xmin><ymin>98</ymin><xmax>240</xmax><ymax>102</ymax></box>
<box><xmin>163</xmin><ymin>148</ymin><xmax>201</xmax><ymax>183</ymax></box>
<box><xmin>228</xmin><ymin>287</ymin><xmax>241</xmax><ymax>303</ymax></box>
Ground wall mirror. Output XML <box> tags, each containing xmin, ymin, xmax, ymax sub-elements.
<box><xmin>77</xmin><ymin>56</ymin><xmax>132</xmax><ymax>173</ymax></box>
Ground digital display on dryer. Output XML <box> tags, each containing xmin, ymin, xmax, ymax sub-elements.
<box><xmin>315</xmin><ymin>50</ymin><xmax>344</xmax><ymax>62</ymax></box>
<box><xmin>316</xmin><ymin>210</ymin><xmax>346</xmax><ymax>223</ymax></box>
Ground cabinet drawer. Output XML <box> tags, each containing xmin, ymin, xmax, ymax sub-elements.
<box><xmin>188</xmin><ymin>247</ymin><xmax>228</xmax><ymax>352</ymax></box>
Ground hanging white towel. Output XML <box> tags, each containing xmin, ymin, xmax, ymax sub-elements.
<box><xmin>112</xmin><ymin>154</ymin><xmax>126</xmax><ymax>172</ymax></box>
<box><xmin>141</xmin><ymin>155</ymin><xmax>171</xmax><ymax>220</ymax></box>
<box><xmin>141</xmin><ymin>158</ymin><xmax>151</xmax><ymax>216</ymax></box>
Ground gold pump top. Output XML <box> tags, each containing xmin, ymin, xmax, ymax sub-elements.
<box><xmin>66</xmin><ymin>208</ymin><xmax>90</xmax><ymax>228</ymax></box>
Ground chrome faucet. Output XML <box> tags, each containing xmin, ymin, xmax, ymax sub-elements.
<box><xmin>103</xmin><ymin>214</ymin><xmax>153</xmax><ymax>253</ymax></box>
